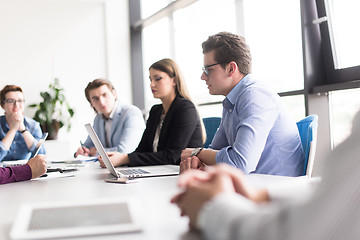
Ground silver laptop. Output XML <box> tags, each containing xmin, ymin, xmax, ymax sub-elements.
<box><xmin>84</xmin><ymin>123</ymin><xmax>179</xmax><ymax>178</ymax></box>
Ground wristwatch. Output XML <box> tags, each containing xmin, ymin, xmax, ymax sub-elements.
<box><xmin>190</xmin><ymin>147</ymin><xmax>203</xmax><ymax>157</ymax></box>
<box><xmin>20</xmin><ymin>129</ymin><xmax>28</xmax><ymax>134</ymax></box>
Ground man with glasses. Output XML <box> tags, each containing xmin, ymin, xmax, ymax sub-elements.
<box><xmin>0</xmin><ymin>85</ymin><xmax>46</xmax><ymax>161</ymax></box>
<box><xmin>181</xmin><ymin>32</ymin><xmax>304</xmax><ymax>177</ymax></box>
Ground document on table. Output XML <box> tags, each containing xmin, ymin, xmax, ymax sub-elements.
<box><xmin>49</xmin><ymin>155</ymin><xmax>98</xmax><ymax>164</ymax></box>
<box><xmin>0</xmin><ymin>159</ymin><xmax>28</xmax><ymax>167</ymax></box>
<box><xmin>33</xmin><ymin>172</ymin><xmax>76</xmax><ymax>180</ymax></box>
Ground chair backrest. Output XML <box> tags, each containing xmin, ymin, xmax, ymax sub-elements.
<box><xmin>202</xmin><ymin>117</ymin><xmax>221</xmax><ymax>148</ymax></box>
<box><xmin>296</xmin><ymin>114</ymin><xmax>318</xmax><ymax>177</ymax></box>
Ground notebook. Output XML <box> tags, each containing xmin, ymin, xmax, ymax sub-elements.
<box><xmin>10</xmin><ymin>198</ymin><xmax>142</xmax><ymax>239</ymax></box>
<box><xmin>84</xmin><ymin>123</ymin><xmax>179</xmax><ymax>178</ymax></box>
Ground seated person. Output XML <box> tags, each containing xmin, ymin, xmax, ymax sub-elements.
<box><xmin>172</xmin><ymin>109</ymin><xmax>360</xmax><ymax>240</ymax></box>
<box><xmin>0</xmin><ymin>155</ymin><xmax>47</xmax><ymax>184</ymax></box>
<box><xmin>75</xmin><ymin>79</ymin><xmax>145</xmax><ymax>157</ymax></box>
<box><xmin>100</xmin><ymin>58</ymin><xmax>204</xmax><ymax>167</ymax></box>
<box><xmin>0</xmin><ymin>85</ymin><xmax>45</xmax><ymax>161</ymax></box>
<box><xmin>180</xmin><ymin>32</ymin><xmax>304</xmax><ymax>176</ymax></box>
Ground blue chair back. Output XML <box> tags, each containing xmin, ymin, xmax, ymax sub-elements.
<box><xmin>203</xmin><ymin>117</ymin><xmax>221</xmax><ymax>148</ymax></box>
<box><xmin>296</xmin><ymin>114</ymin><xmax>318</xmax><ymax>176</ymax></box>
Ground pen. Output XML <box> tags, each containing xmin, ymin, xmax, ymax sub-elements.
<box><xmin>80</xmin><ymin>141</ymin><xmax>86</xmax><ymax>153</ymax></box>
<box><xmin>34</xmin><ymin>132</ymin><xmax>48</xmax><ymax>156</ymax></box>
<box><xmin>34</xmin><ymin>144</ymin><xmax>43</xmax><ymax>156</ymax></box>
<box><xmin>47</xmin><ymin>168</ymin><xmax>78</xmax><ymax>173</ymax></box>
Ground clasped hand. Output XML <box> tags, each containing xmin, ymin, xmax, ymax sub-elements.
<box><xmin>180</xmin><ymin>148</ymin><xmax>205</xmax><ymax>173</ymax></box>
<box><xmin>171</xmin><ymin>164</ymin><xmax>269</xmax><ymax>229</ymax></box>
<box><xmin>5</xmin><ymin>111</ymin><xmax>25</xmax><ymax>131</ymax></box>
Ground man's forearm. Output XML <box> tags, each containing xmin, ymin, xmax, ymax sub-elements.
<box><xmin>197</xmin><ymin>149</ymin><xmax>218</xmax><ymax>165</ymax></box>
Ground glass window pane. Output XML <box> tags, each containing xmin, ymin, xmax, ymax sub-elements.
<box><xmin>281</xmin><ymin>95</ymin><xmax>306</xmax><ymax>122</ymax></box>
<box><xmin>330</xmin><ymin>88</ymin><xmax>360</xmax><ymax>147</ymax></box>
<box><xmin>198</xmin><ymin>103</ymin><xmax>223</xmax><ymax>119</ymax></box>
<box><xmin>326</xmin><ymin>0</ymin><xmax>360</xmax><ymax>69</ymax></box>
<box><xmin>141</xmin><ymin>0</ymin><xmax>172</xmax><ymax>19</ymax></box>
<box><xmin>140</xmin><ymin>0</ymin><xmax>305</xmax><ymax>114</ymax></box>
<box><xmin>173</xmin><ymin>0</ymin><xmax>236</xmax><ymax>105</ymax></box>
<box><xmin>142</xmin><ymin>17</ymin><xmax>171</xmax><ymax>110</ymax></box>
<box><xmin>243</xmin><ymin>0</ymin><xmax>304</xmax><ymax>93</ymax></box>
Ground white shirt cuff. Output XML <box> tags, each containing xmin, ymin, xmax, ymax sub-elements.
<box><xmin>197</xmin><ymin>192</ymin><xmax>257</xmax><ymax>239</ymax></box>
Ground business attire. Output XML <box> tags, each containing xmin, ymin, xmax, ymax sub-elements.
<box><xmin>0</xmin><ymin>164</ymin><xmax>31</xmax><ymax>184</ymax></box>
<box><xmin>197</xmin><ymin>110</ymin><xmax>360</xmax><ymax>240</ymax></box>
<box><xmin>0</xmin><ymin>116</ymin><xmax>45</xmax><ymax>161</ymax></box>
<box><xmin>83</xmin><ymin>102</ymin><xmax>145</xmax><ymax>153</ymax></box>
<box><xmin>128</xmin><ymin>95</ymin><xmax>203</xmax><ymax>166</ymax></box>
<box><xmin>211</xmin><ymin>74</ymin><xmax>304</xmax><ymax>176</ymax></box>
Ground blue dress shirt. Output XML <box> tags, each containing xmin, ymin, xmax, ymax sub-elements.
<box><xmin>0</xmin><ymin>116</ymin><xmax>45</xmax><ymax>161</ymax></box>
<box><xmin>83</xmin><ymin>102</ymin><xmax>145</xmax><ymax>153</ymax></box>
<box><xmin>211</xmin><ymin>74</ymin><xmax>304</xmax><ymax>176</ymax></box>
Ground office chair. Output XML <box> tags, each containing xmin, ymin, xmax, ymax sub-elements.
<box><xmin>202</xmin><ymin>117</ymin><xmax>221</xmax><ymax>148</ymax></box>
<box><xmin>296</xmin><ymin>114</ymin><xmax>318</xmax><ymax>177</ymax></box>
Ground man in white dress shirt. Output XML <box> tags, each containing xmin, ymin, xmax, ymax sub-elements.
<box><xmin>172</xmin><ymin>110</ymin><xmax>360</xmax><ymax>240</ymax></box>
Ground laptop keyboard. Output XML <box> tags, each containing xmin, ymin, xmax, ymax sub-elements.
<box><xmin>118</xmin><ymin>169</ymin><xmax>150</xmax><ymax>175</ymax></box>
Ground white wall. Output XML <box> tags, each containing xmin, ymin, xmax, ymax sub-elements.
<box><xmin>0</xmin><ymin>0</ymin><xmax>131</xmax><ymax>154</ymax></box>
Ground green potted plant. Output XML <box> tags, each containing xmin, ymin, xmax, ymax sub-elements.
<box><xmin>29</xmin><ymin>78</ymin><xmax>75</xmax><ymax>140</ymax></box>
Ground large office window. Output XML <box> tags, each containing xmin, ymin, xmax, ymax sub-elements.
<box><xmin>173</xmin><ymin>0</ymin><xmax>236</xmax><ymax>105</ymax></box>
<box><xmin>138</xmin><ymin>0</ymin><xmax>304</xmax><ymax>121</ymax></box>
<box><xmin>243</xmin><ymin>0</ymin><xmax>304</xmax><ymax>93</ymax></box>
<box><xmin>141</xmin><ymin>0</ymin><xmax>170</xmax><ymax>19</ymax></box>
<box><xmin>313</xmin><ymin>0</ymin><xmax>360</xmax><ymax>147</ymax></box>
<box><xmin>142</xmin><ymin>17</ymin><xmax>171</xmax><ymax>109</ymax></box>
<box><xmin>325</xmin><ymin>0</ymin><xmax>360</xmax><ymax>69</ymax></box>
<box><xmin>129</xmin><ymin>0</ymin><xmax>360</xmax><ymax>174</ymax></box>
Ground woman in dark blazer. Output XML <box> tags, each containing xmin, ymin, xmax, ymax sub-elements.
<box><xmin>100</xmin><ymin>58</ymin><xmax>205</xmax><ymax>167</ymax></box>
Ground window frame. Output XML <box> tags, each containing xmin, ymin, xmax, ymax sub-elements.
<box><xmin>313</xmin><ymin>0</ymin><xmax>360</xmax><ymax>91</ymax></box>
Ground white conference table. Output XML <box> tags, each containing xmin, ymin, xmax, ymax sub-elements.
<box><xmin>0</xmin><ymin>162</ymin><xmax>311</xmax><ymax>240</ymax></box>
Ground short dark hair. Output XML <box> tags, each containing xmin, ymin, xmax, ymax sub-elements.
<box><xmin>202</xmin><ymin>32</ymin><xmax>252</xmax><ymax>75</ymax></box>
<box><xmin>0</xmin><ymin>85</ymin><xmax>23</xmax><ymax>107</ymax></box>
<box><xmin>84</xmin><ymin>78</ymin><xmax>115</xmax><ymax>103</ymax></box>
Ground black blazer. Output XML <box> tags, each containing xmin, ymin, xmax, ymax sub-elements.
<box><xmin>128</xmin><ymin>95</ymin><xmax>203</xmax><ymax>166</ymax></box>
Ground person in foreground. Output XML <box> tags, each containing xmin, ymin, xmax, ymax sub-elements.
<box><xmin>75</xmin><ymin>79</ymin><xmax>145</xmax><ymax>157</ymax></box>
<box><xmin>181</xmin><ymin>32</ymin><xmax>304</xmax><ymax>176</ymax></box>
<box><xmin>0</xmin><ymin>85</ymin><xmax>46</xmax><ymax>161</ymax></box>
<box><xmin>172</xmin><ymin>110</ymin><xmax>360</xmax><ymax>240</ymax></box>
<box><xmin>0</xmin><ymin>155</ymin><xmax>47</xmax><ymax>184</ymax></box>
<box><xmin>99</xmin><ymin>58</ymin><xmax>204</xmax><ymax>167</ymax></box>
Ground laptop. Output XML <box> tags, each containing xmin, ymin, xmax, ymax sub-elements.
<box><xmin>84</xmin><ymin>123</ymin><xmax>179</xmax><ymax>178</ymax></box>
<box><xmin>10</xmin><ymin>198</ymin><xmax>142</xmax><ymax>239</ymax></box>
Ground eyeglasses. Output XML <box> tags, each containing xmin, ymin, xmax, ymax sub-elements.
<box><xmin>202</xmin><ymin>62</ymin><xmax>226</xmax><ymax>75</ymax></box>
<box><xmin>3</xmin><ymin>99</ymin><xmax>25</xmax><ymax>105</ymax></box>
